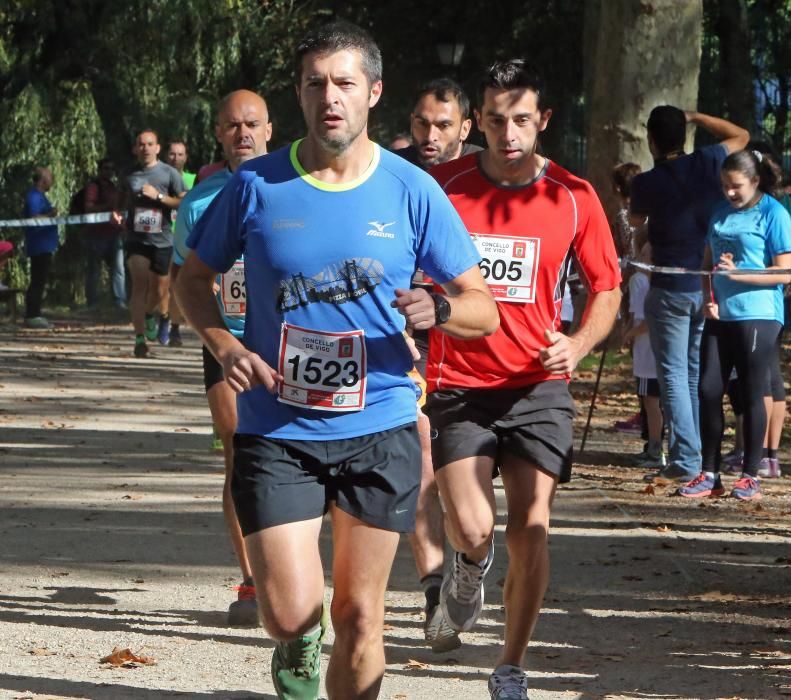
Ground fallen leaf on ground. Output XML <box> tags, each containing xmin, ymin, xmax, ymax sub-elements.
<box><xmin>100</xmin><ymin>647</ymin><xmax>155</xmax><ymax>666</ymax></box>
<box><xmin>641</xmin><ymin>485</ymin><xmax>655</xmax><ymax>495</ymax></box>
<box><xmin>121</xmin><ymin>494</ymin><xmax>143</xmax><ymax>500</ymax></box>
<box><xmin>29</xmin><ymin>647</ymin><xmax>56</xmax><ymax>656</ymax></box>
<box><xmin>404</xmin><ymin>659</ymin><xmax>429</xmax><ymax>670</ymax></box>
<box><xmin>653</xmin><ymin>478</ymin><xmax>670</xmax><ymax>487</ymax></box>
<box><xmin>174</xmin><ymin>427</ymin><xmax>191</xmax><ymax>432</ymax></box>
<box><xmin>656</xmin><ymin>525</ymin><xmax>671</xmax><ymax>533</ymax></box>
<box><xmin>382</xmin><ymin>623</ymin><xmax>395</xmax><ymax>630</ymax></box>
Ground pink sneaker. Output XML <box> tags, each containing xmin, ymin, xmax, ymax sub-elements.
<box><xmin>613</xmin><ymin>412</ymin><xmax>642</xmax><ymax>433</ymax></box>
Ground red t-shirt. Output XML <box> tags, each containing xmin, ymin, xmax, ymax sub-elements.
<box><xmin>426</xmin><ymin>154</ymin><xmax>620</xmax><ymax>391</ymax></box>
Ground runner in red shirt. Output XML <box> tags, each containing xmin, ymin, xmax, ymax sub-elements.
<box><xmin>425</xmin><ymin>60</ymin><xmax>621</xmax><ymax>699</ymax></box>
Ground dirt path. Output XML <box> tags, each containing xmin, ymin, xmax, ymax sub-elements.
<box><xmin>1</xmin><ymin>318</ymin><xmax>789</xmax><ymax>699</ymax></box>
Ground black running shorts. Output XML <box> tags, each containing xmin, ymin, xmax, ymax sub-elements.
<box><xmin>125</xmin><ymin>241</ymin><xmax>172</xmax><ymax>276</ymax></box>
<box><xmin>425</xmin><ymin>381</ymin><xmax>577</xmax><ymax>483</ymax></box>
<box><xmin>232</xmin><ymin>423</ymin><xmax>421</xmax><ymax>535</ymax></box>
<box><xmin>202</xmin><ymin>345</ymin><xmax>224</xmax><ymax>393</ymax></box>
<box><xmin>636</xmin><ymin>377</ymin><xmax>660</xmax><ymax>398</ymax></box>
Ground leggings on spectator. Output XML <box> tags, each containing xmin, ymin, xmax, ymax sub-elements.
<box><xmin>25</xmin><ymin>252</ymin><xmax>52</xmax><ymax>319</ymax></box>
<box><xmin>699</xmin><ymin>319</ymin><xmax>782</xmax><ymax>476</ymax></box>
<box><xmin>727</xmin><ymin>323</ymin><xmax>785</xmax><ymax>414</ymax></box>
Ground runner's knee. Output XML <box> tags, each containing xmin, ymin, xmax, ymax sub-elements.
<box><xmin>446</xmin><ymin>509</ymin><xmax>494</xmax><ymax>552</ymax></box>
<box><xmin>330</xmin><ymin>595</ymin><xmax>382</xmax><ymax>644</ymax></box>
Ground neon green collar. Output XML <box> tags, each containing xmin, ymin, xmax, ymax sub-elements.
<box><xmin>290</xmin><ymin>139</ymin><xmax>380</xmax><ymax>192</ymax></box>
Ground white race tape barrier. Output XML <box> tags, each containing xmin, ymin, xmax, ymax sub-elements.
<box><xmin>0</xmin><ymin>212</ymin><xmax>114</xmax><ymax>227</ymax></box>
<box><xmin>629</xmin><ymin>260</ymin><xmax>791</xmax><ymax>277</ymax></box>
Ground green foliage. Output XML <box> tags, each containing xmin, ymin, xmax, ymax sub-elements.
<box><xmin>701</xmin><ymin>0</ymin><xmax>791</xmax><ymax>155</ymax></box>
<box><xmin>18</xmin><ymin>0</ymin><xmax>790</xmax><ymax>309</ymax></box>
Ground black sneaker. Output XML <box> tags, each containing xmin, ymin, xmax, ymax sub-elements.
<box><xmin>644</xmin><ymin>463</ymin><xmax>696</xmax><ymax>482</ymax></box>
<box><xmin>134</xmin><ymin>340</ymin><xmax>149</xmax><ymax>358</ymax></box>
<box><xmin>168</xmin><ymin>325</ymin><xmax>183</xmax><ymax>347</ymax></box>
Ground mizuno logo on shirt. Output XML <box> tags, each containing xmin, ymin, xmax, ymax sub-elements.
<box><xmin>366</xmin><ymin>221</ymin><xmax>395</xmax><ymax>238</ymax></box>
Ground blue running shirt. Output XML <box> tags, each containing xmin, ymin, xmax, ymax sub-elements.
<box><xmin>708</xmin><ymin>194</ymin><xmax>791</xmax><ymax>323</ymax></box>
<box><xmin>173</xmin><ymin>167</ymin><xmax>245</xmax><ymax>338</ymax></box>
<box><xmin>188</xmin><ymin>141</ymin><xmax>480</xmax><ymax>440</ymax></box>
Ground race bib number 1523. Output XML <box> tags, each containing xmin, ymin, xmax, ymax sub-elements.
<box><xmin>277</xmin><ymin>324</ymin><xmax>366</xmax><ymax>412</ymax></box>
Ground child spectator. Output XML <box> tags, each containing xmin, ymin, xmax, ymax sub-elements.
<box><xmin>623</xmin><ymin>242</ymin><xmax>665</xmax><ymax>468</ymax></box>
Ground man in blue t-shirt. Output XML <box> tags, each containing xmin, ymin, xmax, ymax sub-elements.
<box><xmin>630</xmin><ymin>107</ymin><xmax>748</xmax><ymax>482</ymax></box>
<box><xmin>23</xmin><ymin>167</ymin><xmax>59</xmax><ymax>328</ymax></box>
<box><xmin>176</xmin><ymin>20</ymin><xmax>498</xmax><ymax>700</ymax></box>
<box><xmin>172</xmin><ymin>89</ymin><xmax>272</xmax><ymax>628</ymax></box>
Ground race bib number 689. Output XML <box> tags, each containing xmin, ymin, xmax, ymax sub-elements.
<box><xmin>277</xmin><ymin>323</ymin><xmax>366</xmax><ymax>412</ymax></box>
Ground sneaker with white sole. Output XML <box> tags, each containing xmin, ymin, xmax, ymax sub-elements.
<box><xmin>424</xmin><ymin>603</ymin><xmax>461</xmax><ymax>653</ymax></box>
<box><xmin>488</xmin><ymin>664</ymin><xmax>529</xmax><ymax>699</ymax></box>
<box><xmin>440</xmin><ymin>541</ymin><xmax>494</xmax><ymax>633</ymax></box>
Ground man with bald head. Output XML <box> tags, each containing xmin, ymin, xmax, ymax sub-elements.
<box><xmin>172</xmin><ymin>89</ymin><xmax>272</xmax><ymax>626</ymax></box>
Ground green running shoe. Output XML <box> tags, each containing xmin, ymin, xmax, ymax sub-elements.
<box><xmin>144</xmin><ymin>314</ymin><xmax>158</xmax><ymax>341</ymax></box>
<box><xmin>271</xmin><ymin>604</ymin><xmax>328</xmax><ymax>700</ymax></box>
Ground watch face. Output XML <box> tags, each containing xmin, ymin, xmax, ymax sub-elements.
<box><xmin>433</xmin><ymin>294</ymin><xmax>451</xmax><ymax>324</ymax></box>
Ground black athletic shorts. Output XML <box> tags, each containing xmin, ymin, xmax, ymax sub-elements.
<box><xmin>125</xmin><ymin>241</ymin><xmax>172</xmax><ymax>276</ymax></box>
<box><xmin>425</xmin><ymin>381</ymin><xmax>577</xmax><ymax>483</ymax></box>
<box><xmin>202</xmin><ymin>345</ymin><xmax>224</xmax><ymax>393</ymax></box>
<box><xmin>636</xmin><ymin>377</ymin><xmax>660</xmax><ymax>398</ymax></box>
<box><xmin>232</xmin><ymin>423</ymin><xmax>421</xmax><ymax>536</ymax></box>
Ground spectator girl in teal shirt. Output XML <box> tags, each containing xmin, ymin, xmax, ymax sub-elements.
<box><xmin>679</xmin><ymin>150</ymin><xmax>791</xmax><ymax>502</ymax></box>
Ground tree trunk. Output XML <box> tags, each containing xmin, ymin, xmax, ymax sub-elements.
<box><xmin>585</xmin><ymin>0</ymin><xmax>703</xmax><ymax>221</ymax></box>
<box><xmin>716</xmin><ymin>0</ymin><xmax>754</xmax><ymax>132</ymax></box>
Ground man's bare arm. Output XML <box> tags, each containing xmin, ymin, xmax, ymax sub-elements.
<box><xmin>175</xmin><ymin>253</ymin><xmax>282</xmax><ymax>394</ymax></box>
<box><xmin>539</xmin><ymin>286</ymin><xmax>621</xmax><ymax>375</ymax></box>
<box><xmin>685</xmin><ymin>111</ymin><xmax>749</xmax><ymax>154</ymax></box>
<box><xmin>392</xmin><ymin>264</ymin><xmax>499</xmax><ymax>339</ymax></box>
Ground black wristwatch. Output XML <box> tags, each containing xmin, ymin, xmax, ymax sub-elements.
<box><xmin>430</xmin><ymin>293</ymin><xmax>451</xmax><ymax>326</ymax></box>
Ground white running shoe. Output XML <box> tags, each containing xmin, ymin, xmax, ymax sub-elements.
<box><xmin>488</xmin><ymin>664</ymin><xmax>529</xmax><ymax>699</ymax></box>
<box><xmin>440</xmin><ymin>540</ymin><xmax>494</xmax><ymax>632</ymax></box>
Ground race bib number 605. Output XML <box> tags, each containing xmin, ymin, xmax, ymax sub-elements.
<box><xmin>277</xmin><ymin>323</ymin><xmax>366</xmax><ymax>412</ymax></box>
<box><xmin>471</xmin><ymin>233</ymin><xmax>540</xmax><ymax>303</ymax></box>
